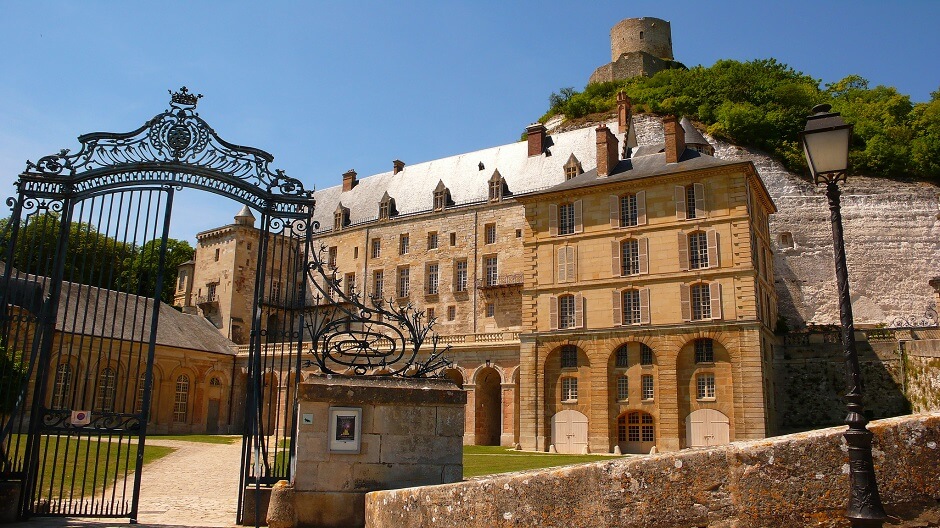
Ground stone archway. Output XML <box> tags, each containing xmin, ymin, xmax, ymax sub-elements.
<box><xmin>474</xmin><ymin>367</ymin><xmax>502</xmax><ymax>445</ymax></box>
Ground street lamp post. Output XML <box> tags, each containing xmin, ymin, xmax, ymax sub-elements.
<box><xmin>800</xmin><ymin>104</ymin><xmax>887</xmax><ymax>527</ymax></box>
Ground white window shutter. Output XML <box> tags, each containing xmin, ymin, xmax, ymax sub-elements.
<box><xmin>612</xmin><ymin>290</ymin><xmax>622</xmax><ymax>326</ymax></box>
<box><xmin>638</xmin><ymin>237</ymin><xmax>649</xmax><ymax>274</ymax></box>
<box><xmin>707</xmin><ymin>229</ymin><xmax>719</xmax><ymax>268</ymax></box>
<box><xmin>678</xmin><ymin>232</ymin><xmax>690</xmax><ymax>271</ymax></box>
<box><xmin>675</xmin><ymin>186</ymin><xmax>687</xmax><ymax>220</ymax></box>
<box><xmin>549</xmin><ymin>204</ymin><xmax>558</xmax><ymax>236</ymax></box>
<box><xmin>550</xmin><ymin>296</ymin><xmax>559</xmax><ymax>330</ymax></box>
<box><xmin>557</xmin><ymin>247</ymin><xmax>567</xmax><ymax>283</ymax></box>
<box><xmin>710</xmin><ymin>282</ymin><xmax>722</xmax><ymax>320</ymax></box>
<box><xmin>680</xmin><ymin>283</ymin><xmax>692</xmax><ymax>321</ymax></box>
<box><xmin>574</xmin><ymin>293</ymin><xmax>584</xmax><ymax>328</ymax></box>
<box><xmin>611</xmin><ymin>240</ymin><xmax>621</xmax><ymax>276</ymax></box>
<box><xmin>640</xmin><ymin>288</ymin><xmax>651</xmax><ymax>324</ymax></box>
<box><xmin>574</xmin><ymin>200</ymin><xmax>583</xmax><ymax>234</ymax></box>
<box><xmin>568</xmin><ymin>246</ymin><xmax>577</xmax><ymax>282</ymax></box>
<box><xmin>636</xmin><ymin>191</ymin><xmax>647</xmax><ymax>225</ymax></box>
<box><xmin>609</xmin><ymin>195</ymin><xmax>620</xmax><ymax>228</ymax></box>
<box><xmin>694</xmin><ymin>183</ymin><xmax>706</xmax><ymax>219</ymax></box>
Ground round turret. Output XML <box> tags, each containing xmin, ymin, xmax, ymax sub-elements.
<box><xmin>610</xmin><ymin>17</ymin><xmax>673</xmax><ymax>61</ymax></box>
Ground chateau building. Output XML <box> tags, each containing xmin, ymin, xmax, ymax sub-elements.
<box><xmin>178</xmin><ymin>92</ymin><xmax>779</xmax><ymax>453</ymax></box>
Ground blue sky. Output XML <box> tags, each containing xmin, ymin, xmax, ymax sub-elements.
<box><xmin>1</xmin><ymin>1</ymin><xmax>937</xmax><ymax>242</ymax></box>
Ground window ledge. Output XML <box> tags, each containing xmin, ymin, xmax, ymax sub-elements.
<box><xmin>697</xmin><ymin>397</ymin><xmax>717</xmax><ymax>402</ymax></box>
<box><xmin>562</xmin><ymin>399</ymin><xmax>578</xmax><ymax>404</ymax></box>
<box><xmin>641</xmin><ymin>398</ymin><xmax>654</xmax><ymax>403</ymax></box>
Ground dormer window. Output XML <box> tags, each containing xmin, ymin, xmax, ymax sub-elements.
<box><xmin>433</xmin><ymin>181</ymin><xmax>451</xmax><ymax>211</ymax></box>
<box><xmin>333</xmin><ymin>203</ymin><xmax>350</xmax><ymax>230</ymax></box>
<box><xmin>488</xmin><ymin>169</ymin><xmax>505</xmax><ymax>202</ymax></box>
<box><xmin>564</xmin><ymin>154</ymin><xmax>582</xmax><ymax>181</ymax></box>
<box><xmin>379</xmin><ymin>192</ymin><xmax>397</xmax><ymax>220</ymax></box>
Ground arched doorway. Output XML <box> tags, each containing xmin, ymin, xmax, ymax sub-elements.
<box><xmin>443</xmin><ymin>368</ymin><xmax>464</xmax><ymax>389</ymax></box>
<box><xmin>474</xmin><ymin>367</ymin><xmax>501</xmax><ymax>445</ymax></box>
<box><xmin>617</xmin><ymin>410</ymin><xmax>655</xmax><ymax>454</ymax></box>
<box><xmin>551</xmin><ymin>409</ymin><xmax>588</xmax><ymax>454</ymax></box>
<box><xmin>686</xmin><ymin>409</ymin><xmax>730</xmax><ymax>448</ymax></box>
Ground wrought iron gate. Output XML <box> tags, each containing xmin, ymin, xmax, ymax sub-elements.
<box><xmin>0</xmin><ymin>88</ymin><xmax>312</xmax><ymax>521</ymax></box>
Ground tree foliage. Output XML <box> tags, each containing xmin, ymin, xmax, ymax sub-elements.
<box><xmin>542</xmin><ymin>59</ymin><xmax>940</xmax><ymax>182</ymax></box>
<box><xmin>122</xmin><ymin>238</ymin><xmax>194</xmax><ymax>303</ymax></box>
<box><xmin>0</xmin><ymin>345</ymin><xmax>27</xmax><ymax>414</ymax></box>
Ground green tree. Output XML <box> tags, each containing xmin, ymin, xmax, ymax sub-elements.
<box><xmin>0</xmin><ymin>345</ymin><xmax>27</xmax><ymax>415</ymax></box>
<box><xmin>121</xmin><ymin>238</ymin><xmax>194</xmax><ymax>303</ymax></box>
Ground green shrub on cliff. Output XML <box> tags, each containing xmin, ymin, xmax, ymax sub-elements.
<box><xmin>543</xmin><ymin>60</ymin><xmax>940</xmax><ymax>182</ymax></box>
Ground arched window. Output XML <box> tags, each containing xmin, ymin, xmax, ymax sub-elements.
<box><xmin>615</xmin><ymin>345</ymin><xmax>629</xmax><ymax>368</ymax></box>
<box><xmin>96</xmin><ymin>367</ymin><xmax>117</xmax><ymax>412</ymax></box>
<box><xmin>210</xmin><ymin>377</ymin><xmax>222</xmax><ymax>387</ymax></box>
<box><xmin>51</xmin><ymin>363</ymin><xmax>72</xmax><ymax>410</ymax></box>
<box><xmin>640</xmin><ymin>344</ymin><xmax>654</xmax><ymax>366</ymax></box>
<box><xmin>174</xmin><ymin>375</ymin><xmax>190</xmax><ymax>423</ymax></box>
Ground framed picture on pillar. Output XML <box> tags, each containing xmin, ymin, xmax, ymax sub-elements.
<box><xmin>328</xmin><ymin>407</ymin><xmax>362</xmax><ymax>453</ymax></box>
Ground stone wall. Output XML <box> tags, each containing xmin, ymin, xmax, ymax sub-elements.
<box><xmin>631</xmin><ymin>114</ymin><xmax>940</xmax><ymax>328</ymax></box>
<box><xmin>904</xmin><ymin>339</ymin><xmax>940</xmax><ymax>413</ymax></box>
<box><xmin>365</xmin><ymin>412</ymin><xmax>940</xmax><ymax>528</ymax></box>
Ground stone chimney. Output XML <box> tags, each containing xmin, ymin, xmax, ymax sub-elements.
<box><xmin>663</xmin><ymin>116</ymin><xmax>686</xmax><ymax>164</ymax></box>
<box><xmin>617</xmin><ymin>91</ymin><xmax>632</xmax><ymax>133</ymax></box>
<box><xmin>526</xmin><ymin>123</ymin><xmax>547</xmax><ymax>157</ymax></box>
<box><xmin>342</xmin><ymin>169</ymin><xmax>358</xmax><ymax>192</ymax></box>
<box><xmin>393</xmin><ymin>160</ymin><xmax>405</xmax><ymax>175</ymax></box>
<box><xmin>596</xmin><ymin>124</ymin><xmax>619</xmax><ymax>178</ymax></box>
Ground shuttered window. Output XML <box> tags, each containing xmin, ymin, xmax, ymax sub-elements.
<box><xmin>558</xmin><ymin>246</ymin><xmax>577</xmax><ymax>283</ymax></box>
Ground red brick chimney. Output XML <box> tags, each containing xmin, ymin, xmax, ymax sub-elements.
<box><xmin>617</xmin><ymin>91</ymin><xmax>632</xmax><ymax>134</ymax></box>
<box><xmin>526</xmin><ymin>123</ymin><xmax>547</xmax><ymax>157</ymax></box>
<box><xmin>393</xmin><ymin>159</ymin><xmax>405</xmax><ymax>175</ymax></box>
<box><xmin>663</xmin><ymin>116</ymin><xmax>686</xmax><ymax>164</ymax></box>
<box><xmin>596</xmin><ymin>124</ymin><xmax>619</xmax><ymax>177</ymax></box>
<box><xmin>342</xmin><ymin>169</ymin><xmax>358</xmax><ymax>191</ymax></box>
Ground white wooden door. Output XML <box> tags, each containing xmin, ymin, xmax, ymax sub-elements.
<box><xmin>687</xmin><ymin>409</ymin><xmax>730</xmax><ymax>448</ymax></box>
<box><xmin>551</xmin><ymin>410</ymin><xmax>588</xmax><ymax>454</ymax></box>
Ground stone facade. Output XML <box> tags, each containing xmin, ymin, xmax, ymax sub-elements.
<box><xmin>589</xmin><ymin>17</ymin><xmax>681</xmax><ymax>84</ymax></box>
<box><xmin>364</xmin><ymin>412</ymin><xmax>940</xmax><ymax>528</ymax></box>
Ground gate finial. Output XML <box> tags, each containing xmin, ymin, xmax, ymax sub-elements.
<box><xmin>169</xmin><ymin>86</ymin><xmax>202</xmax><ymax>107</ymax></box>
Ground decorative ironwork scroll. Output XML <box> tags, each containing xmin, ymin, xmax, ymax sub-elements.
<box><xmin>301</xmin><ymin>242</ymin><xmax>452</xmax><ymax>377</ymax></box>
<box><xmin>889</xmin><ymin>306</ymin><xmax>938</xmax><ymax>329</ymax></box>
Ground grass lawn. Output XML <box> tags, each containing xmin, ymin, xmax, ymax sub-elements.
<box><xmin>12</xmin><ymin>435</ymin><xmax>174</xmax><ymax>498</ymax></box>
<box><xmin>463</xmin><ymin>445</ymin><xmax>624</xmax><ymax>478</ymax></box>
<box><xmin>149</xmin><ymin>434</ymin><xmax>239</xmax><ymax>444</ymax></box>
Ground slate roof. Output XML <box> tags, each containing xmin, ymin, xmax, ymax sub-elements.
<box><xmin>1</xmin><ymin>265</ymin><xmax>236</xmax><ymax>355</ymax></box>
<box><xmin>311</xmin><ymin>121</ymin><xmax>624</xmax><ymax>229</ymax></box>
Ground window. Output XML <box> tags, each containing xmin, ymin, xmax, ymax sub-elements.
<box><xmin>433</xmin><ymin>182</ymin><xmax>450</xmax><ymax>211</ymax></box>
<box><xmin>428</xmin><ymin>231</ymin><xmax>439</xmax><ymax>250</ymax></box>
<box><xmin>559</xmin><ymin>203</ymin><xmax>576</xmax><ymax>235</ymax></box>
<box><xmin>177</xmin><ymin>273</ymin><xmax>186</xmax><ymax>292</ymax></box>
<box><xmin>779</xmin><ymin>231</ymin><xmax>794</xmax><ymax>249</ymax></box>
<box><xmin>210</xmin><ymin>377</ymin><xmax>222</xmax><ymax>387</ymax></box>
<box><xmin>427</xmin><ymin>307</ymin><xmax>435</xmax><ymax>320</ymax></box>
<box><xmin>399</xmin><ymin>234</ymin><xmax>409</xmax><ymax>255</ymax></box>
<box><xmin>564</xmin><ymin>154</ymin><xmax>582</xmax><ymax>180</ymax></box>
<box><xmin>560</xmin><ymin>345</ymin><xmax>578</xmax><ymax>368</ymax></box>
<box><xmin>333</xmin><ymin>210</ymin><xmax>344</xmax><ymax>230</ymax></box>
<box><xmin>247</xmin><ymin>242</ymin><xmax>252</xmax><ymax>251</ymax></box>
<box><xmin>96</xmin><ymin>368</ymin><xmax>117</xmax><ymax>412</ymax></box>
<box><xmin>561</xmin><ymin>377</ymin><xmax>578</xmax><ymax>402</ymax></box>
<box><xmin>271</xmin><ymin>281</ymin><xmax>281</xmax><ymax>302</ymax></box>
<box><xmin>615</xmin><ymin>345</ymin><xmax>629</xmax><ymax>368</ymax></box>
<box><xmin>620</xmin><ymin>194</ymin><xmax>638</xmax><ymax>227</ymax></box>
<box><xmin>695</xmin><ymin>338</ymin><xmax>714</xmax><ymax>363</ymax></box>
<box><xmin>484</xmin><ymin>256</ymin><xmax>498</xmax><ymax>286</ymax></box>
<box><xmin>623</xmin><ymin>411</ymin><xmax>654</xmax><ymax>443</ymax></box>
<box><xmin>454</xmin><ymin>260</ymin><xmax>468</xmax><ymax>293</ymax></box>
<box><xmin>135</xmin><ymin>373</ymin><xmax>147</xmax><ymax>413</ymax></box>
<box><xmin>372</xmin><ymin>270</ymin><xmax>384</xmax><ymax>298</ymax></box>
<box><xmin>516</xmin><ymin>229</ymin><xmax>522</xmax><ymax>238</ymax></box>
<box><xmin>344</xmin><ymin>273</ymin><xmax>356</xmax><ymax>296</ymax></box>
<box><xmin>559</xmin><ymin>294</ymin><xmax>576</xmax><ymax>329</ymax></box>
<box><xmin>557</xmin><ymin>246</ymin><xmax>576</xmax><ymax>283</ymax></box>
<box><xmin>379</xmin><ymin>201</ymin><xmax>390</xmax><ymax>219</ymax></box>
<box><xmin>379</xmin><ymin>193</ymin><xmax>396</xmax><ymax>220</ymax></box>
<box><xmin>51</xmin><ymin>363</ymin><xmax>72</xmax><ymax>410</ymax></box>
<box><xmin>354</xmin><ymin>246</ymin><xmax>359</xmax><ymax>259</ymax></box>
<box><xmin>450</xmin><ymin>232</ymin><xmax>457</xmax><ymax>246</ymax></box>
<box><xmin>621</xmin><ymin>239</ymin><xmax>640</xmax><ymax>275</ymax></box>
<box><xmin>328</xmin><ymin>246</ymin><xmax>338</xmax><ymax>268</ymax></box>
<box><xmin>397</xmin><ymin>267</ymin><xmax>410</xmax><ymax>298</ymax></box>
<box><xmin>697</xmin><ymin>373</ymin><xmax>716</xmax><ymax>400</ymax></box>
<box><xmin>174</xmin><ymin>374</ymin><xmax>190</xmax><ymax>423</ymax></box>
<box><xmin>617</xmin><ymin>376</ymin><xmax>629</xmax><ymax>401</ymax></box>
<box><xmin>676</xmin><ymin>183</ymin><xmax>705</xmax><ymax>220</ymax></box>
<box><xmin>692</xmin><ymin>283</ymin><xmax>711</xmax><ymax>320</ymax></box>
<box><xmin>447</xmin><ymin>305</ymin><xmax>456</xmax><ymax>321</ymax></box>
<box><xmin>621</xmin><ymin>289</ymin><xmax>641</xmax><ymax>325</ymax></box>
<box><xmin>485</xmin><ymin>303</ymin><xmax>495</xmax><ymax>317</ymax></box>
<box><xmin>641</xmin><ymin>375</ymin><xmax>654</xmax><ymax>400</ymax></box>
<box><xmin>689</xmin><ymin>232</ymin><xmax>709</xmax><ymax>269</ymax></box>
<box><xmin>489</xmin><ymin>170</ymin><xmax>504</xmax><ymax>201</ymax></box>
<box><xmin>206</xmin><ymin>282</ymin><xmax>218</xmax><ymax>301</ymax></box>
<box><xmin>371</xmin><ymin>238</ymin><xmax>381</xmax><ymax>258</ymax></box>
<box><xmin>484</xmin><ymin>224</ymin><xmax>496</xmax><ymax>244</ymax></box>
<box><xmin>426</xmin><ymin>263</ymin><xmax>439</xmax><ymax>295</ymax></box>
<box><xmin>640</xmin><ymin>344</ymin><xmax>654</xmax><ymax>366</ymax></box>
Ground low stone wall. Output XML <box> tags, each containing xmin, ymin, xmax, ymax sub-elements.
<box><xmin>365</xmin><ymin>412</ymin><xmax>940</xmax><ymax>528</ymax></box>
<box><xmin>904</xmin><ymin>340</ymin><xmax>940</xmax><ymax>413</ymax></box>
